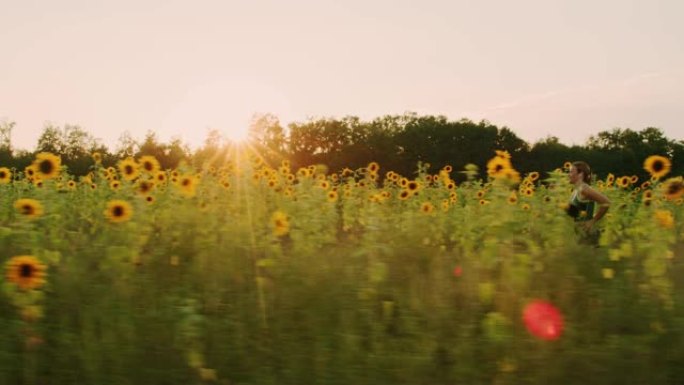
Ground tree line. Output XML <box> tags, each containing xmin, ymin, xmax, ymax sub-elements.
<box><xmin>1</xmin><ymin>113</ymin><xmax>682</xmax><ymax>181</ymax></box>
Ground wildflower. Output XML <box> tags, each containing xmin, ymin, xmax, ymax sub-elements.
<box><xmin>5</xmin><ymin>256</ymin><xmax>47</xmax><ymax>290</ymax></box>
<box><xmin>367</xmin><ymin>162</ymin><xmax>380</xmax><ymax>173</ymax></box>
<box><xmin>398</xmin><ymin>190</ymin><xmax>411</xmax><ymax>200</ymax></box>
<box><xmin>643</xmin><ymin>155</ymin><xmax>671</xmax><ymax>179</ymax></box>
<box><xmin>327</xmin><ymin>190</ymin><xmax>338</xmax><ymax>202</ymax></box>
<box><xmin>177</xmin><ymin>175</ymin><xmax>198</xmax><ymax>197</ymax></box>
<box><xmin>118</xmin><ymin>157</ymin><xmax>139</xmax><ymax>181</ymax></box>
<box><xmin>14</xmin><ymin>199</ymin><xmax>43</xmax><ymax>219</ymax></box>
<box><xmin>104</xmin><ymin>200</ymin><xmax>133</xmax><ymax>223</ymax></box>
<box><xmin>33</xmin><ymin>152</ymin><xmax>61</xmax><ymax>180</ymax></box>
<box><xmin>507</xmin><ymin>191</ymin><xmax>518</xmax><ymax>205</ymax></box>
<box><xmin>0</xmin><ymin>167</ymin><xmax>11</xmax><ymax>183</ymax></box>
<box><xmin>662</xmin><ymin>177</ymin><xmax>684</xmax><ymax>201</ymax></box>
<box><xmin>654</xmin><ymin>210</ymin><xmax>674</xmax><ymax>229</ymax></box>
<box><xmin>616</xmin><ymin>176</ymin><xmax>630</xmax><ymax>188</ymax></box>
<box><xmin>487</xmin><ymin>156</ymin><xmax>511</xmax><ymax>177</ymax></box>
<box><xmin>420</xmin><ymin>202</ymin><xmax>434</xmax><ymax>214</ymax></box>
<box><xmin>271</xmin><ymin>211</ymin><xmax>290</xmax><ymax>237</ymax></box>
<box><xmin>137</xmin><ymin>180</ymin><xmax>155</xmax><ymax>195</ymax></box>
<box><xmin>138</xmin><ymin>155</ymin><xmax>161</xmax><ymax>174</ymax></box>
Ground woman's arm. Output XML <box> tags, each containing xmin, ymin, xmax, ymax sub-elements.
<box><xmin>581</xmin><ymin>185</ymin><xmax>611</xmax><ymax>228</ymax></box>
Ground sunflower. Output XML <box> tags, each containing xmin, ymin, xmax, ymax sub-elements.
<box><xmin>662</xmin><ymin>177</ymin><xmax>684</xmax><ymax>201</ymax></box>
<box><xmin>407</xmin><ymin>181</ymin><xmax>420</xmax><ymax>192</ymax></box>
<box><xmin>367</xmin><ymin>162</ymin><xmax>380</xmax><ymax>173</ymax></box>
<box><xmin>271</xmin><ymin>211</ymin><xmax>290</xmax><ymax>237</ymax></box>
<box><xmin>14</xmin><ymin>199</ymin><xmax>43</xmax><ymax>219</ymax></box>
<box><xmin>327</xmin><ymin>190</ymin><xmax>338</xmax><ymax>202</ymax></box>
<box><xmin>144</xmin><ymin>195</ymin><xmax>155</xmax><ymax>204</ymax></box>
<box><xmin>92</xmin><ymin>152</ymin><xmax>102</xmax><ymax>164</ymax></box>
<box><xmin>109</xmin><ymin>180</ymin><xmax>121</xmax><ymax>190</ymax></box>
<box><xmin>420</xmin><ymin>202</ymin><xmax>434</xmax><ymax>214</ymax></box>
<box><xmin>66</xmin><ymin>180</ymin><xmax>77</xmax><ymax>190</ymax></box>
<box><xmin>177</xmin><ymin>175</ymin><xmax>198</xmax><ymax>197</ymax></box>
<box><xmin>443</xmin><ymin>165</ymin><xmax>453</xmax><ymax>173</ymax></box>
<box><xmin>487</xmin><ymin>156</ymin><xmax>512</xmax><ymax>177</ymax></box>
<box><xmin>0</xmin><ymin>167</ymin><xmax>11</xmax><ymax>183</ymax></box>
<box><xmin>441</xmin><ymin>199</ymin><xmax>450</xmax><ymax>212</ymax></box>
<box><xmin>5</xmin><ymin>255</ymin><xmax>47</xmax><ymax>290</ymax></box>
<box><xmin>606</xmin><ymin>173</ymin><xmax>615</xmax><ymax>185</ymax></box>
<box><xmin>24</xmin><ymin>165</ymin><xmax>36</xmax><ymax>180</ymax></box>
<box><xmin>617</xmin><ymin>176</ymin><xmax>630</xmax><ymax>188</ymax></box>
<box><xmin>118</xmin><ymin>157</ymin><xmax>140</xmax><ymax>181</ymax></box>
<box><xmin>643</xmin><ymin>155</ymin><xmax>671</xmax><ymax>179</ymax></box>
<box><xmin>398</xmin><ymin>190</ymin><xmax>411</xmax><ymax>200</ymax></box>
<box><xmin>33</xmin><ymin>152</ymin><xmax>61</xmax><ymax>179</ymax></box>
<box><xmin>138</xmin><ymin>155</ymin><xmax>161</xmax><ymax>174</ymax></box>
<box><xmin>521</xmin><ymin>203</ymin><xmax>531</xmax><ymax>211</ymax></box>
<box><xmin>137</xmin><ymin>180</ymin><xmax>155</xmax><ymax>195</ymax></box>
<box><xmin>507</xmin><ymin>191</ymin><xmax>518</xmax><ymax>205</ymax></box>
<box><xmin>528</xmin><ymin>171</ymin><xmax>540</xmax><ymax>182</ymax></box>
<box><xmin>654</xmin><ymin>210</ymin><xmax>674</xmax><ymax>229</ymax></box>
<box><xmin>104</xmin><ymin>200</ymin><xmax>133</xmax><ymax>223</ymax></box>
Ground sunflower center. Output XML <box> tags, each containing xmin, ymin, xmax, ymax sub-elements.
<box><xmin>668</xmin><ymin>183</ymin><xmax>683</xmax><ymax>195</ymax></box>
<box><xmin>182</xmin><ymin>179</ymin><xmax>191</xmax><ymax>187</ymax></box>
<box><xmin>20</xmin><ymin>263</ymin><xmax>34</xmax><ymax>278</ymax></box>
<box><xmin>21</xmin><ymin>204</ymin><xmax>34</xmax><ymax>215</ymax></box>
<box><xmin>39</xmin><ymin>160</ymin><xmax>54</xmax><ymax>174</ymax></box>
<box><xmin>113</xmin><ymin>206</ymin><xmax>124</xmax><ymax>217</ymax></box>
<box><xmin>125</xmin><ymin>165</ymin><xmax>134</xmax><ymax>175</ymax></box>
<box><xmin>144</xmin><ymin>162</ymin><xmax>153</xmax><ymax>171</ymax></box>
<box><xmin>495</xmin><ymin>164</ymin><xmax>504</xmax><ymax>172</ymax></box>
<box><xmin>653</xmin><ymin>161</ymin><xmax>663</xmax><ymax>172</ymax></box>
<box><xmin>0</xmin><ymin>171</ymin><xmax>6</xmax><ymax>178</ymax></box>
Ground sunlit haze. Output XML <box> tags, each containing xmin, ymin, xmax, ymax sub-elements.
<box><xmin>1</xmin><ymin>0</ymin><xmax>682</xmax><ymax>151</ymax></box>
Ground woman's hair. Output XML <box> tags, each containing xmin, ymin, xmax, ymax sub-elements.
<box><xmin>572</xmin><ymin>161</ymin><xmax>592</xmax><ymax>183</ymax></box>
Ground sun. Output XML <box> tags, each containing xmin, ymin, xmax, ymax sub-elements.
<box><xmin>161</xmin><ymin>75</ymin><xmax>292</xmax><ymax>148</ymax></box>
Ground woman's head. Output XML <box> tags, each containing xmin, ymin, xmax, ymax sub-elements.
<box><xmin>569</xmin><ymin>161</ymin><xmax>592</xmax><ymax>184</ymax></box>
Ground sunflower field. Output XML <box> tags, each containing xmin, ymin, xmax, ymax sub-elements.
<box><xmin>1</xmin><ymin>150</ymin><xmax>683</xmax><ymax>385</ymax></box>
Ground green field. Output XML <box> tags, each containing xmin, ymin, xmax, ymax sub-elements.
<box><xmin>1</xmin><ymin>151</ymin><xmax>683</xmax><ymax>385</ymax></box>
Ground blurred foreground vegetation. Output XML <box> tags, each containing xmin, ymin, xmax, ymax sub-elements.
<box><xmin>0</xmin><ymin>145</ymin><xmax>683</xmax><ymax>384</ymax></box>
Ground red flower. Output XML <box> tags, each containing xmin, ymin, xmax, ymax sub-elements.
<box><xmin>523</xmin><ymin>300</ymin><xmax>564</xmax><ymax>340</ymax></box>
<box><xmin>453</xmin><ymin>266</ymin><xmax>463</xmax><ymax>277</ymax></box>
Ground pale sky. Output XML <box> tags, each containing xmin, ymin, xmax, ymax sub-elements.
<box><xmin>1</xmin><ymin>0</ymin><xmax>683</xmax><ymax>151</ymax></box>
